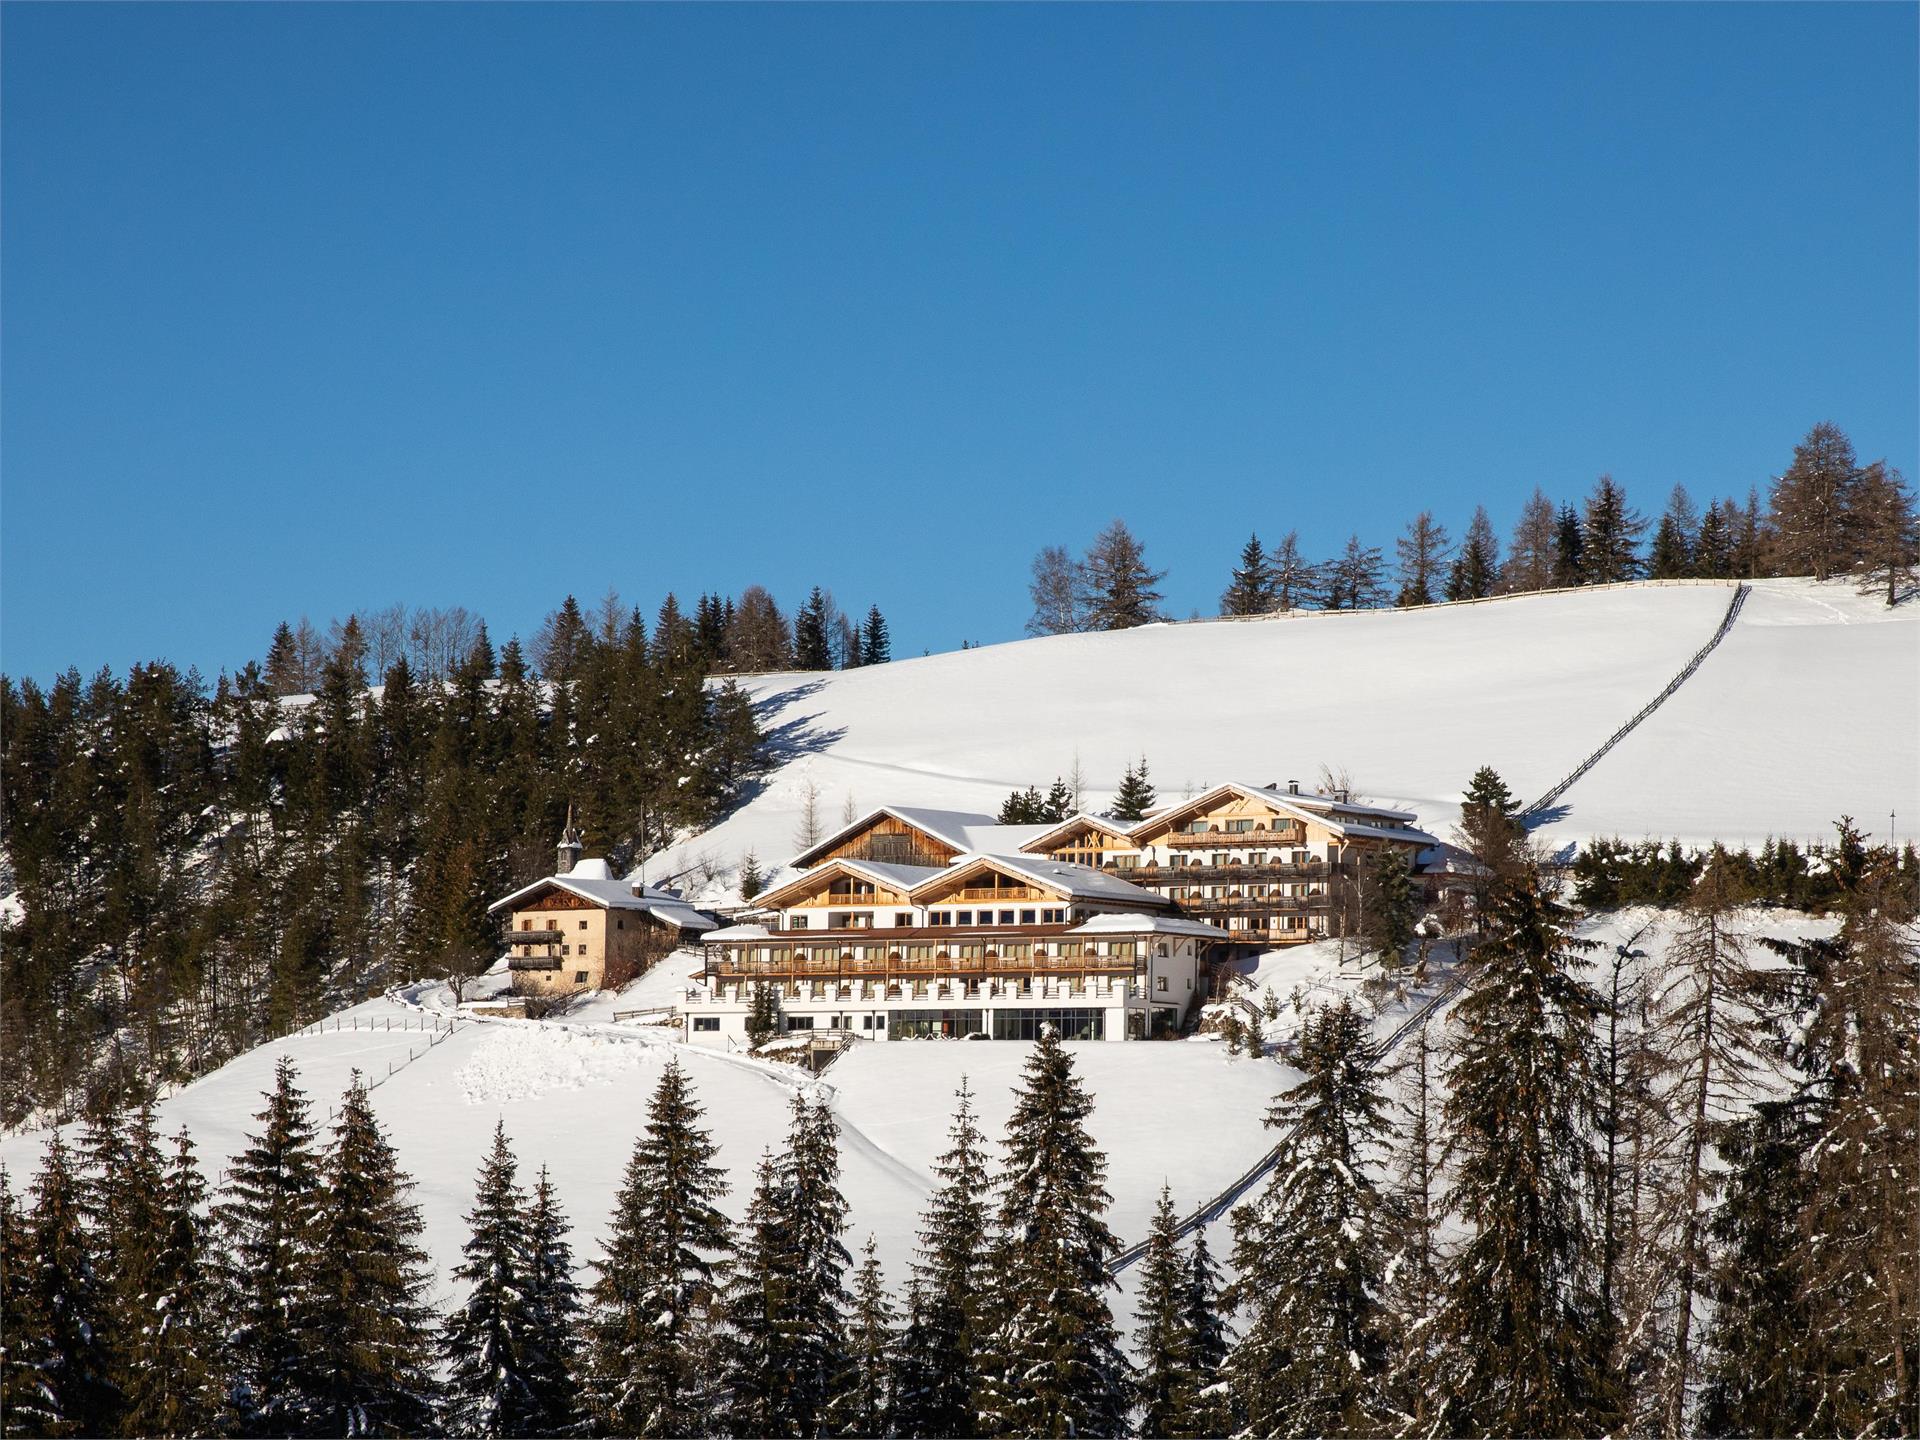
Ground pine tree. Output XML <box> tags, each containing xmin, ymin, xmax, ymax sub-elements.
<box><xmin>216</xmin><ymin>1056</ymin><xmax>327</xmax><ymax>1437</ymax></box>
<box><xmin>1082</xmin><ymin>519</ymin><xmax>1165</xmax><ymax>629</ymax></box>
<box><xmin>977</xmin><ymin>1028</ymin><xmax>1128</xmax><ymax>1438</ymax></box>
<box><xmin>23</xmin><ymin>1132</ymin><xmax>117</xmax><ymax>1436</ymax></box>
<box><xmin>522</xmin><ymin>1167</ymin><xmax>582</xmax><ymax>1436</ymax></box>
<box><xmin>1358</xmin><ymin>846</ymin><xmax>1415</xmax><ymax>967</ymax></box>
<box><xmin>1446</xmin><ymin>505</ymin><xmax>1500</xmax><ymax>601</ymax></box>
<box><xmin>586</xmin><ymin>1060</ymin><xmax>732</xmax><ymax>1438</ymax></box>
<box><xmin>310</xmin><ymin>1072</ymin><xmax>440</xmax><ymax>1436</ymax></box>
<box><xmin>1393</xmin><ymin>512</ymin><xmax>1452</xmax><ymax>607</ymax></box>
<box><xmin>1768</xmin><ymin>420</ymin><xmax>1862</xmax><ymax>579</ymax></box>
<box><xmin>1582</xmin><ymin>474</ymin><xmax>1647</xmax><ymax>584</ymax></box>
<box><xmin>1429</xmin><ymin>870</ymin><xmax>1621</xmax><ymax>1436</ymax></box>
<box><xmin>1850</xmin><ymin>460</ymin><xmax>1919</xmax><ymax>605</ymax></box>
<box><xmin>1173</xmin><ymin>1225</ymin><xmax>1231</xmax><ymax>1439</ymax></box>
<box><xmin>1109</xmin><ymin>757</ymin><xmax>1157</xmax><ymax>824</ymax></box>
<box><xmin>1503</xmin><ymin>488</ymin><xmax>1558</xmax><ymax>592</ymax></box>
<box><xmin>1648</xmin><ymin>484</ymin><xmax>1699</xmax><ymax>579</ymax></box>
<box><xmin>829</xmin><ymin>1237</ymin><xmax>895</xmax><ymax>1438</ymax></box>
<box><xmin>1042</xmin><ymin>777</ymin><xmax>1074</xmax><ymax>822</ymax></box>
<box><xmin>1221</xmin><ymin>534</ymin><xmax>1275</xmax><ymax>616</ymax></box>
<box><xmin>1456</xmin><ymin>764</ymin><xmax>1528</xmax><ymax>891</ymax></box>
<box><xmin>1552</xmin><ymin>503</ymin><xmax>1586</xmax><ymax>586</ymax></box>
<box><xmin>899</xmin><ymin>1080</ymin><xmax>993</xmax><ymax>1439</ymax></box>
<box><xmin>1133</xmin><ymin>1185</ymin><xmax>1195</xmax><ymax>1437</ymax></box>
<box><xmin>795</xmin><ymin>588</ymin><xmax>836</xmax><ymax>670</ymax></box>
<box><xmin>441</xmin><ymin>1122</ymin><xmax>544</xmax><ymax>1438</ymax></box>
<box><xmin>859</xmin><ymin>605</ymin><xmax>892</xmax><ymax>665</ymax></box>
<box><xmin>1228</xmin><ymin>1000</ymin><xmax>1398</xmax><ymax>1437</ymax></box>
<box><xmin>740</xmin><ymin>850</ymin><xmax>767</xmax><ymax>901</ymax></box>
<box><xmin>1267</xmin><ymin>531</ymin><xmax>1322</xmax><ymax>610</ymax></box>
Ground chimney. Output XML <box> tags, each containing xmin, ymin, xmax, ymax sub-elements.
<box><xmin>556</xmin><ymin>804</ymin><xmax>584</xmax><ymax>874</ymax></box>
<box><xmin>1287</xmin><ymin>779</ymin><xmax>1300</xmax><ymax>795</ymax></box>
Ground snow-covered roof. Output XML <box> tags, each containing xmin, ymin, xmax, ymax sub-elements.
<box><xmin>487</xmin><ymin>859</ymin><xmax>717</xmax><ymax>932</ymax></box>
<box><xmin>1135</xmin><ymin>781</ymin><xmax>1437</xmax><ymax>846</ymax></box>
<box><xmin>1067</xmin><ymin>912</ymin><xmax>1232</xmax><ymax>940</ymax></box>
<box><xmin>787</xmin><ymin>805</ymin><xmax>1052</xmax><ymax>870</ymax></box>
<box><xmin>915</xmin><ymin>853</ymin><xmax>1172</xmax><ymax>908</ymax></box>
<box><xmin>1015</xmin><ymin>812</ymin><xmax>1135</xmax><ymax>853</ymax></box>
<box><xmin>703</xmin><ymin>922</ymin><xmax>772</xmax><ymax>942</ymax></box>
<box><xmin>752</xmin><ymin>857</ymin><xmax>947</xmax><ymax>909</ymax></box>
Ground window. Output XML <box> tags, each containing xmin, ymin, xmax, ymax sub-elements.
<box><xmin>896</xmin><ymin>912</ymin><xmax>913</xmax><ymax>927</ymax></box>
<box><xmin>693</xmin><ymin>1016</ymin><xmax>720</xmax><ymax>1032</ymax></box>
<box><xmin>1020</xmin><ymin>908</ymin><xmax>1036</xmax><ymax>924</ymax></box>
<box><xmin>1000</xmin><ymin>910</ymin><xmax>1015</xmax><ymax>925</ymax></box>
<box><xmin>578</xmin><ymin>919</ymin><xmax>588</xmax><ymax>929</ymax></box>
<box><xmin>616</xmin><ymin>918</ymin><xmax>624</xmax><ymax>930</ymax></box>
<box><xmin>786</xmin><ymin>1015</ymin><xmax>816</xmax><ymax>1031</ymax></box>
<box><xmin>1156</xmin><ymin>975</ymin><xmax>1169</xmax><ymax>992</ymax></box>
<box><xmin>575</xmin><ymin>971</ymin><xmax>589</xmax><ymax>984</ymax></box>
<box><xmin>791</xmin><ymin>915</ymin><xmax>809</xmax><ymax>930</ymax></box>
<box><xmin>520</xmin><ymin>919</ymin><xmax>531</xmax><ymax>930</ymax></box>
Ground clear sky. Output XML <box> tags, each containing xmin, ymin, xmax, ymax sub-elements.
<box><xmin>3</xmin><ymin>3</ymin><xmax>1914</xmax><ymax>683</ymax></box>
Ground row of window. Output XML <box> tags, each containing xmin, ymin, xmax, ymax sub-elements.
<box><xmin>784</xmin><ymin>907</ymin><xmax>1073</xmax><ymax>930</ymax></box>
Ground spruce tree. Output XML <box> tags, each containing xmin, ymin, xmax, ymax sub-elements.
<box><xmin>1456</xmin><ymin>764</ymin><xmax>1528</xmax><ymax>891</ymax></box>
<box><xmin>1552</xmin><ymin>503</ymin><xmax>1586</xmax><ymax>586</ymax></box>
<box><xmin>310</xmin><ymin>1072</ymin><xmax>441</xmax><ymax>1436</ymax></box>
<box><xmin>977</xmin><ymin>1028</ymin><xmax>1128</xmax><ymax>1437</ymax></box>
<box><xmin>718</xmin><ymin>1150</ymin><xmax>794</xmax><ymax>1436</ymax></box>
<box><xmin>522</xmin><ymin>1167</ymin><xmax>583</xmax><ymax>1435</ymax></box>
<box><xmin>1387</xmin><ymin>1024</ymin><xmax>1445</xmax><ymax>1430</ymax></box>
<box><xmin>899</xmin><ymin>1080</ymin><xmax>993</xmax><ymax>1439</ymax></box>
<box><xmin>441</xmin><ymin>1122</ymin><xmax>543</xmax><ymax>1438</ymax></box>
<box><xmin>1445</xmin><ymin>505</ymin><xmax>1500</xmax><ymax>601</ymax></box>
<box><xmin>1582</xmin><ymin>474</ymin><xmax>1648</xmax><ymax>584</ymax></box>
<box><xmin>747</xmin><ymin>981</ymin><xmax>781</xmax><ymax>1048</ymax></box>
<box><xmin>829</xmin><ymin>1237</ymin><xmax>895</xmax><ymax>1438</ymax></box>
<box><xmin>1648</xmin><ymin>483</ymin><xmax>1699</xmax><ymax>579</ymax></box>
<box><xmin>1429</xmin><ymin>869</ymin><xmax>1621</xmax><ymax>1436</ymax></box>
<box><xmin>0</xmin><ymin>1167</ymin><xmax>58</xmax><ymax>1436</ymax></box>
<box><xmin>1042</xmin><ymin>777</ymin><xmax>1074</xmax><ymax>822</ymax></box>
<box><xmin>1110</xmin><ymin>757</ymin><xmax>1157</xmax><ymax>823</ymax></box>
<box><xmin>586</xmin><ymin>1059</ymin><xmax>732</xmax><ymax>1437</ymax></box>
<box><xmin>1133</xmin><ymin>1185</ymin><xmax>1195</xmax><ymax>1437</ymax></box>
<box><xmin>1358</xmin><ymin>845</ymin><xmax>1416</xmax><ymax>967</ymax></box>
<box><xmin>1768</xmin><ymin>420</ymin><xmax>1861</xmax><ymax>580</ymax></box>
<box><xmin>780</xmin><ymin>1095</ymin><xmax>853</xmax><ymax>1435</ymax></box>
<box><xmin>795</xmin><ymin>588</ymin><xmax>835</xmax><ymax>670</ymax></box>
<box><xmin>216</xmin><ymin>1056</ymin><xmax>327</xmax><ymax>1436</ymax></box>
<box><xmin>1174</xmin><ymin>1225</ymin><xmax>1231</xmax><ymax>1440</ymax></box>
<box><xmin>265</xmin><ymin>621</ymin><xmax>304</xmax><ymax>696</ymax></box>
<box><xmin>859</xmin><ymin>605</ymin><xmax>892</xmax><ymax>665</ymax></box>
<box><xmin>1694</xmin><ymin>499</ymin><xmax>1737</xmax><ymax>579</ymax></box>
<box><xmin>1221</xmin><ymin>534</ymin><xmax>1275</xmax><ymax>616</ymax></box>
<box><xmin>23</xmin><ymin>1132</ymin><xmax>117</xmax><ymax>1436</ymax></box>
<box><xmin>1228</xmin><ymin>1000</ymin><xmax>1398</xmax><ymax>1437</ymax></box>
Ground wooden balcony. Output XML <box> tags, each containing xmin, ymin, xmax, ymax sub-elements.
<box><xmin>944</xmin><ymin>885</ymin><xmax>1047</xmax><ymax>903</ymax></box>
<box><xmin>509</xmin><ymin>956</ymin><xmax>564</xmax><ymax>972</ymax></box>
<box><xmin>1177</xmin><ymin>894</ymin><xmax>1331</xmax><ymax>915</ymax></box>
<box><xmin>507</xmin><ymin>928</ymin><xmax>569</xmax><ymax>945</ymax></box>
<box><xmin>705</xmin><ymin>949</ymin><xmax>1140</xmax><ymax>983</ymax></box>
<box><xmin>1165</xmin><ymin>827</ymin><xmax>1303</xmax><ymax>848</ymax></box>
<box><xmin>1121</xmin><ymin>860</ymin><xmax>1336</xmax><ymax>885</ymax></box>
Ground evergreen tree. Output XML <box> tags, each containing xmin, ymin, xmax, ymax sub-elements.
<box><xmin>1041</xmin><ymin>777</ymin><xmax>1074</xmax><ymax>822</ymax></box>
<box><xmin>23</xmin><ymin>1132</ymin><xmax>117</xmax><ymax>1436</ymax></box>
<box><xmin>586</xmin><ymin>1060</ymin><xmax>733</xmax><ymax>1437</ymax></box>
<box><xmin>1082</xmin><ymin>519</ymin><xmax>1165</xmax><ymax>630</ymax></box>
<box><xmin>1582</xmin><ymin>474</ymin><xmax>1647</xmax><ymax>584</ymax></box>
<box><xmin>1648</xmin><ymin>483</ymin><xmax>1699</xmax><ymax>579</ymax></box>
<box><xmin>829</xmin><ymin>1238</ymin><xmax>895</xmax><ymax>1438</ymax></box>
<box><xmin>1133</xmin><ymin>1185</ymin><xmax>1195</xmax><ymax>1437</ymax></box>
<box><xmin>977</xmin><ymin>1028</ymin><xmax>1128</xmax><ymax>1438</ymax></box>
<box><xmin>1358</xmin><ymin>845</ymin><xmax>1416</xmax><ymax>967</ymax></box>
<box><xmin>747</xmin><ymin>982</ymin><xmax>781</xmax><ymax>1048</ymax></box>
<box><xmin>1174</xmin><ymin>1225</ymin><xmax>1231</xmax><ymax>1439</ymax></box>
<box><xmin>1445</xmin><ymin>505</ymin><xmax>1500</xmax><ymax>601</ymax></box>
<box><xmin>859</xmin><ymin>605</ymin><xmax>892</xmax><ymax>665</ymax></box>
<box><xmin>1386</xmin><ymin>1025</ymin><xmax>1445</xmax><ymax>1430</ymax></box>
<box><xmin>1221</xmin><ymin>534</ymin><xmax>1275</xmax><ymax>616</ymax></box>
<box><xmin>720</xmin><ymin>1151</ymin><xmax>795</xmax><ymax>1437</ymax></box>
<box><xmin>1503</xmin><ymin>487</ymin><xmax>1558</xmax><ymax>592</ymax></box>
<box><xmin>1323</xmin><ymin>534</ymin><xmax>1388</xmax><ymax>609</ymax></box>
<box><xmin>795</xmin><ymin>588</ymin><xmax>836</xmax><ymax>671</ymax></box>
<box><xmin>1109</xmin><ymin>757</ymin><xmax>1157</xmax><ymax>823</ymax></box>
<box><xmin>265</xmin><ymin>621</ymin><xmax>304</xmax><ymax>696</ymax></box>
<box><xmin>780</xmin><ymin>1096</ymin><xmax>853</xmax><ymax>1436</ymax></box>
<box><xmin>522</xmin><ymin>1167</ymin><xmax>583</xmax><ymax>1436</ymax></box>
<box><xmin>310</xmin><ymin>1072</ymin><xmax>440</xmax><ymax>1436</ymax></box>
<box><xmin>1456</xmin><ymin>764</ymin><xmax>1528</xmax><ymax>890</ymax></box>
<box><xmin>997</xmin><ymin>785</ymin><xmax>1048</xmax><ymax>825</ymax></box>
<box><xmin>1694</xmin><ymin>499</ymin><xmax>1738</xmax><ymax>579</ymax></box>
<box><xmin>1552</xmin><ymin>503</ymin><xmax>1586</xmax><ymax>586</ymax></box>
<box><xmin>1393</xmin><ymin>511</ymin><xmax>1452</xmax><ymax>607</ymax></box>
<box><xmin>899</xmin><ymin>1080</ymin><xmax>993</xmax><ymax>1440</ymax></box>
<box><xmin>1228</xmin><ymin>1000</ymin><xmax>1398</xmax><ymax>1437</ymax></box>
<box><xmin>123</xmin><ymin>1127</ymin><xmax>225</xmax><ymax>1439</ymax></box>
<box><xmin>1267</xmin><ymin>531</ymin><xmax>1322</xmax><ymax>610</ymax></box>
<box><xmin>1428</xmin><ymin>870</ymin><xmax>1622</xmax><ymax>1436</ymax></box>
<box><xmin>1768</xmin><ymin>420</ymin><xmax>1861</xmax><ymax>579</ymax></box>
<box><xmin>1850</xmin><ymin>459</ymin><xmax>1919</xmax><ymax>605</ymax></box>
<box><xmin>216</xmin><ymin>1057</ymin><xmax>327</xmax><ymax>1437</ymax></box>
<box><xmin>740</xmin><ymin>850</ymin><xmax>767</xmax><ymax>901</ymax></box>
<box><xmin>441</xmin><ymin>1122</ymin><xmax>545</xmax><ymax>1438</ymax></box>
<box><xmin>0</xmin><ymin>1167</ymin><xmax>58</xmax><ymax>1436</ymax></box>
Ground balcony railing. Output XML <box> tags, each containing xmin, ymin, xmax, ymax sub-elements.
<box><xmin>1118</xmin><ymin>860</ymin><xmax>1336</xmax><ymax>885</ymax></box>
<box><xmin>1176</xmin><ymin>894</ymin><xmax>1331</xmax><ymax>914</ymax></box>
<box><xmin>509</xmin><ymin>956</ymin><xmax>565</xmax><ymax>972</ymax></box>
<box><xmin>507</xmin><ymin>928</ymin><xmax>569</xmax><ymax>945</ymax></box>
<box><xmin>1165</xmin><ymin>827</ymin><xmax>1304</xmax><ymax>848</ymax></box>
<box><xmin>705</xmin><ymin>951</ymin><xmax>1140</xmax><ymax>982</ymax></box>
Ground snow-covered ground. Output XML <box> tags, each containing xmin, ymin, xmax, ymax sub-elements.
<box><xmin>654</xmin><ymin>579</ymin><xmax>1917</xmax><ymax>904</ymax></box>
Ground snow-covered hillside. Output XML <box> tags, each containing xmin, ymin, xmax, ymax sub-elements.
<box><xmin>655</xmin><ymin>579</ymin><xmax>1917</xmax><ymax>903</ymax></box>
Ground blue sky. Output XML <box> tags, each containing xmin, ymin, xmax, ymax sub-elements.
<box><xmin>3</xmin><ymin>3</ymin><xmax>1914</xmax><ymax>683</ymax></box>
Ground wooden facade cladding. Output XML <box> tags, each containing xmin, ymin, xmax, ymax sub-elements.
<box><xmin>912</xmin><ymin>860</ymin><xmax>1058</xmax><ymax>906</ymax></box>
<box><xmin>814</xmin><ymin>814</ymin><xmax>959</xmax><ymax>868</ymax></box>
<box><xmin>703</xmin><ymin>928</ymin><xmax>1147</xmax><ymax>982</ymax></box>
<box><xmin>756</xmin><ymin>859</ymin><xmax>919</xmax><ymax>911</ymax></box>
<box><xmin>1131</xmin><ymin>791</ymin><xmax>1307</xmax><ymax>847</ymax></box>
<box><xmin>1031</xmin><ymin>822</ymin><xmax>1134</xmax><ymax>866</ymax></box>
<box><xmin>521</xmin><ymin>889</ymin><xmax>595</xmax><ymax>911</ymax></box>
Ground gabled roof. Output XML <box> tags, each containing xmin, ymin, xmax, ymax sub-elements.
<box><xmin>1067</xmin><ymin>912</ymin><xmax>1231</xmax><ymax>939</ymax></box>
<box><xmin>752</xmin><ymin>857</ymin><xmax>946</xmax><ymax>910</ymax></box>
<box><xmin>488</xmin><ymin>859</ymin><xmax>717</xmax><ymax>932</ymax></box>
<box><xmin>788</xmin><ymin>805</ymin><xmax>984</xmax><ymax>869</ymax></box>
<box><xmin>1130</xmin><ymin>781</ymin><xmax>1436</xmax><ymax>846</ymax></box>
<box><xmin>1016</xmin><ymin>812</ymin><xmax>1137</xmax><ymax>854</ymax></box>
<box><xmin>911</xmin><ymin>853</ymin><xmax>1172</xmax><ymax>908</ymax></box>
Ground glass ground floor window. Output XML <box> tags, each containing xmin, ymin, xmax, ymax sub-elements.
<box><xmin>888</xmin><ymin>1008</ymin><xmax>986</xmax><ymax>1039</ymax></box>
<box><xmin>991</xmin><ymin>1007</ymin><xmax>1105</xmax><ymax>1042</ymax></box>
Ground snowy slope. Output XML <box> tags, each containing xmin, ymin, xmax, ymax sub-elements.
<box><xmin>658</xmin><ymin>579</ymin><xmax>1917</xmax><ymax>902</ymax></box>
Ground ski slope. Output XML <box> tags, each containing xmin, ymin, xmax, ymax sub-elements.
<box><xmin>657</xmin><ymin>579</ymin><xmax>1917</xmax><ymax>903</ymax></box>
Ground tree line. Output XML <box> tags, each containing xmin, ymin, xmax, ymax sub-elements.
<box><xmin>0</xmin><ymin>589</ymin><xmax>774</xmax><ymax>1129</ymax></box>
<box><xmin>5</xmin><ymin>789</ymin><xmax>1913</xmax><ymax>1438</ymax></box>
<box><xmin>1026</xmin><ymin>421</ymin><xmax>1917</xmax><ymax>634</ymax></box>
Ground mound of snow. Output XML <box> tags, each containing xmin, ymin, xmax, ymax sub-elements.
<box><xmin>454</xmin><ymin>1025</ymin><xmax>652</xmax><ymax>1105</ymax></box>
